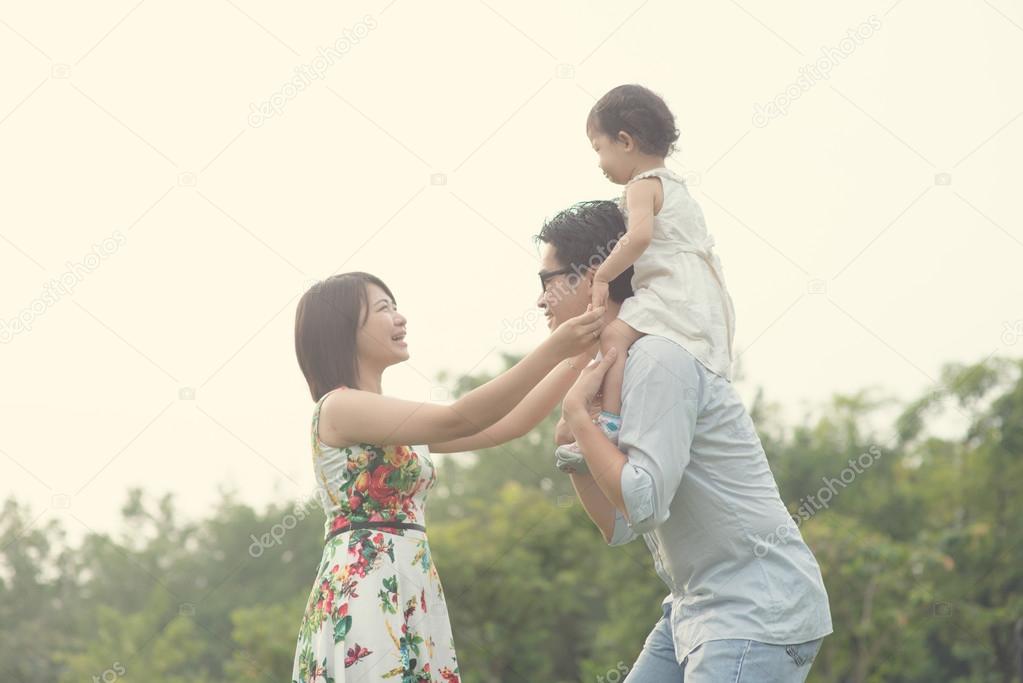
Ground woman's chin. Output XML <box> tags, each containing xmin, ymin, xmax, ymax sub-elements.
<box><xmin>382</xmin><ymin>348</ymin><xmax>410</xmax><ymax>367</ymax></box>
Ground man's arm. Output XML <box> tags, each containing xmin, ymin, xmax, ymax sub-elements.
<box><xmin>568</xmin><ymin>338</ymin><xmax>701</xmax><ymax>537</ymax></box>
<box><xmin>567</xmin><ymin>470</ymin><xmax>617</xmax><ymax>543</ymax></box>
<box><xmin>561</xmin><ymin>439</ymin><xmax>642</xmax><ymax>546</ymax></box>
<box><xmin>615</xmin><ymin>338</ymin><xmax>701</xmax><ymax>535</ymax></box>
<box><xmin>569</xmin><ymin>419</ymin><xmax>628</xmax><ymax>512</ymax></box>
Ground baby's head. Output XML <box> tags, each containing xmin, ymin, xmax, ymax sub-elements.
<box><xmin>586</xmin><ymin>84</ymin><xmax>679</xmax><ymax>184</ymax></box>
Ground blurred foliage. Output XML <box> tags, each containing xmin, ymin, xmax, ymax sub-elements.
<box><xmin>2</xmin><ymin>356</ymin><xmax>1022</xmax><ymax>681</ymax></box>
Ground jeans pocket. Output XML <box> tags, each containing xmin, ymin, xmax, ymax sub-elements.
<box><xmin>784</xmin><ymin>638</ymin><xmax>822</xmax><ymax>667</ymax></box>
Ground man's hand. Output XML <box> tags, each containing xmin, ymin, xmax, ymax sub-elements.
<box><xmin>564</xmin><ymin>348</ymin><xmax>618</xmax><ymax>426</ymax></box>
<box><xmin>554</xmin><ymin>415</ymin><xmax>575</xmax><ymax>445</ymax></box>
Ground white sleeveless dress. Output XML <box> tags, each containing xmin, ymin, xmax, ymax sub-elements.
<box><xmin>616</xmin><ymin>167</ymin><xmax>736</xmax><ymax>382</ymax></box>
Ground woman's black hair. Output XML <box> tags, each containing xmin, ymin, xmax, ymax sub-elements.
<box><xmin>294</xmin><ymin>272</ymin><xmax>396</xmax><ymax>400</ymax></box>
<box><xmin>587</xmin><ymin>84</ymin><xmax>680</xmax><ymax>157</ymax></box>
<box><xmin>534</xmin><ymin>200</ymin><xmax>634</xmax><ymax>303</ymax></box>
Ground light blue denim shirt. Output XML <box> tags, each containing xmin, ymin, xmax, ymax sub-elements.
<box><xmin>608</xmin><ymin>336</ymin><xmax>833</xmax><ymax>659</ymax></box>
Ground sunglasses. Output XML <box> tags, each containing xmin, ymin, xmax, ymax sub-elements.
<box><xmin>538</xmin><ymin>266</ymin><xmax>580</xmax><ymax>294</ymax></box>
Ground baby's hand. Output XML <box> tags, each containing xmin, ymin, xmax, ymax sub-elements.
<box><xmin>590</xmin><ymin>280</ymin><xmax>610</xmax><ymax>310</ymax></box>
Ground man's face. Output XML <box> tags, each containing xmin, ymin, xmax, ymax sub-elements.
<box><xmin>536</xmin><ymin>244</ymin><xmax>591</xmax><ymax>331</ymax></box>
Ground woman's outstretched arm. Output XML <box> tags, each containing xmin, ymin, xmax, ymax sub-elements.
<box><xmin>428</xmin><ymin>350</ymin><xmax>594</xmax><ymax>453</ymax></box>
<box><xmin>319</xmin><ymin>308</ymin><xmax>605</xmax><ymax>448</ymax></box>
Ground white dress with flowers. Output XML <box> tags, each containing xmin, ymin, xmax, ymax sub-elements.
<box><xmin>291</xmin><ymin>388</ymin><xmax>461</xmax><ymax>683</ymax></box>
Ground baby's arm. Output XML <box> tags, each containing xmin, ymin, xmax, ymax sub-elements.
<box><xmin>590</xmin><ymin>178</ymin><xmax>657</xmax><ymax>308</ymax></box>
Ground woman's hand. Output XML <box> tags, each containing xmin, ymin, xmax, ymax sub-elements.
<box><xmin>547</xmin><ymin>305</ymin><xmax>606</xmax><ymax>358</ymax></box>
<box><xmin>564</xmin><ymin>348</ymin><xmax>618</xmax><ymax>425</ymax></box>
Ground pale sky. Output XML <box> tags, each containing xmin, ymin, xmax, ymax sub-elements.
<box><xmin>2</xmin><ymin>0</ymin><xmax>1021</xmax><ymax>538</ymax></box>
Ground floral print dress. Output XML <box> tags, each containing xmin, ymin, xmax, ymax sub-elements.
<box><xmin>292</xmin><ymin>388</ymin><xmax>461</xmax><ymax>683</ymax></box>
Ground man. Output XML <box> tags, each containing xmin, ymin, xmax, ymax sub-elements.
<box><xmin>534</xmin><ymin>200</ymin><xmax>832</xmax><ymax>681</ymax></box>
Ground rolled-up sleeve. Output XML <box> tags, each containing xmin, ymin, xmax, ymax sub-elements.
<box><xmin>616</xmin><ymin>338</ymin><xmax>701</xmax><ymax>537</ymax></box>
<box><xmin>607</xmin><ymin>507</ymin><xmax>637</xmax><ymax>546</ymax></box>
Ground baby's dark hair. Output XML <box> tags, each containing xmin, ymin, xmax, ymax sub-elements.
<box><xmin>587</xmin><ymin>84</ymin><xmax>680</xmax><ymax>157</ymax></box>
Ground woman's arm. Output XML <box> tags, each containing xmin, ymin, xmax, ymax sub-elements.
<box><xmin>428</xmin><ymin>351</ymin><xmax>593</xmax><ymax>453</ymax></box>
<box><xmin>319</xmin><ymin>308</ymin><xmax>605</xmax><ymax>448</ymax></box>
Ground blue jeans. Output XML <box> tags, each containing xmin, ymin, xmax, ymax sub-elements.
<box><xmin>624</xmin><ymin>602</ymin><xmax>824</xmax><ymax>682</ymax></box>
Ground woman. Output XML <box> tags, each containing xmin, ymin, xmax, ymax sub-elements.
<box><xmin>290</xmin><ymin>271</ymin><xmax>606</xmax><ymax>682</ymax></box>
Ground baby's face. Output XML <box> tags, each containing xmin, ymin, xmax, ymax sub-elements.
<box><xmin>589</xmin><ymin>129</ymin><xmax>629</xmax><ymax>185</ymax></box>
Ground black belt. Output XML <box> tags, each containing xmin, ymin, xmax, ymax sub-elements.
<box><xmin>325</xmin><ymin>520</ymin><xmax>426</xmax><ymax>543</ymax></box>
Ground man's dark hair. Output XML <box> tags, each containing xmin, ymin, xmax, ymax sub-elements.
<box><xmin>534</xmin><ymin>199</ymin><xmax>634</xmax><ymax>303</ymax></box>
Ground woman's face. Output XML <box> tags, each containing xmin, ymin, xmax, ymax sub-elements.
<box><xmin>355</xmin><ymin>283</ymin><xmax>408</xmax><ymax>371</ymax></box>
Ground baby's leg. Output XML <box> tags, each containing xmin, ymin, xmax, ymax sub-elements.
<box><xmin>600</xmin><ymin>318</ymin><xmax>644</xmax><ymax>415</ymax></box>
<box><xmin>553</xmin><ymin>319</ymin><xmax>643</xmax><ymax>474</ymax></box>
